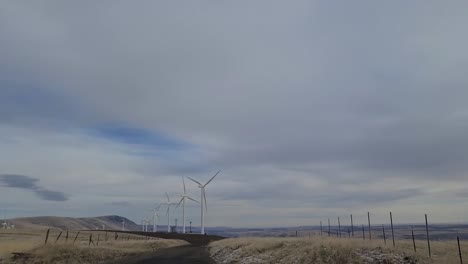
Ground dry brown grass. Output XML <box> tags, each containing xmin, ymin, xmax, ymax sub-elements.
<box><xmin>0</xmin><ymin>229</ymin><xmax>187</xmax><ymax>263</ymax></box>
<box><xmin>209</xmin><ymin>236</ymin><xmax>468</xmax><ymax>263</ymax></box>
<box><xmin>0</xmin><ymin>229</ymin><xmax>45</xmax><ymax>259</ymax></box>
<box><xmin>27</xmin><ymin>239</ymin><xmax>187</xmax><ymax>264</ymax></box>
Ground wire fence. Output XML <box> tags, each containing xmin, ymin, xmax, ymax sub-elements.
<box><xmin>292</xmin><ymin>212</ymin><xmax>467</xmax><ymax>263</ymax></box>
<box><xmin>42</xmin><ymin>229</ymin><xmax>156</xmax><ymax>247</ymax></box>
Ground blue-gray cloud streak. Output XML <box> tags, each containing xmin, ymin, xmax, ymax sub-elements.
<box><xmin>0</xmin><ymin>174</ymin><xmax>68</xmax><ymax>202</ymax></box>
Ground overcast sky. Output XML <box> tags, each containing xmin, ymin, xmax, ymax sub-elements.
<box><xmin>1</xmin><ymin>1</ymin><xmax>468</xmax><ymax>227</ymax></box>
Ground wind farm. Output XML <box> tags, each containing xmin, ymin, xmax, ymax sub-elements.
<box><xmin>137</xmin><ymin>171</ymin><xmax>221</xmax><ymax>236</ymax></box>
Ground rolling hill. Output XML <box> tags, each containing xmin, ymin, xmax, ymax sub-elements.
<box><xmin>6</xmin><ymin>215</ymin><xmax>139</xmax><ymax>231</ymax></box>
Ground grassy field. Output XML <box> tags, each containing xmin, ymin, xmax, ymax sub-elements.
<box><xmin>209</xmin><ymin>236</ymin><xmax>468</xmax><ymax>263</ymax></box>
<box><xmin>0</xmin><ymin>228</ymin><xmax>187</xmax><ymax>263</ymax></box>
<box><xmin>4</xmin><ymin>228</ymin><xmax>468</xmax><ymax>263</ymax></box>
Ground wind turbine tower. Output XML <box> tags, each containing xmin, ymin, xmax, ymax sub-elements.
<box><xmin>153</xmin><ymin>204</ymin><xmax>161</xmax><ymax>233</ymax></box>
<box><xmin>163</xmin><ymin>193</ymin><xmax>177</xmax><ymax>233</ymax></box>
<box><xmin>176</xmin><ymin>177</ymin><xmax>199</xmax><ymax>234</ymax></box>
<box><xmin>188</xmin><ymin>170</ymin><xmax>220</xmax><ymax>234</ymax></box>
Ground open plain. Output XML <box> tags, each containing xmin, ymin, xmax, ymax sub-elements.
<box><xmin>0</xmin><ymin>229</ymin><xmax>187</xmax><ymax>264</ymax></box>
<box><xmin>2</xmin><ymin>226</ymin><xmax>468</xmax><ymax>263</ymax></box>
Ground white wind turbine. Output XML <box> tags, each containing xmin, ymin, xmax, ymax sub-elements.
<box><xmin>187</xmin><ymin>170</ymin><xmax>221</xmax><ymax>234</ymax></box>
<box><xmin>141</xmin><ymin>215</ymin><xmax>148</xmax><ymax>232</ymax></box>
<box><xmin>144</xmin><ymin>209</ymin><xmax>154</xmax><ymax>232</ymax></box>
<box><xmin>144</xmin><ymin>218</ymin><xmax>149</xmax><ymax>232</ymax></box>
<box><xmin>176</xmin><ymin>178</ymin><xmax>199</xmax><ymax>234</ymax></box>
<box><xmin>142</xmin><ymin>213</ymin><xmax>149</xmax><ymax>232</ymax></box>
<box><xmin>163</xmin><ymin>192</ymin><xmax>177</xmax><ymax>232</ymax></box>
<box><xmin>146</xmin><ymin>218</ymin><xmax>151</xmax><ymax>232</ymax></box>
<box><xmin>152</xmin><ymin>204</ymin><xmax>161</xmax><ymax>233</ymax></box>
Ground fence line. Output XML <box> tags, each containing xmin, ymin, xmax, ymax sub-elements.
<box><xmin>292</xmin><ymin>218</ymin><xmax>468</xmax><ymax>263</ymax></box>
<box><xmin>312</xmin><ymin>211</ymin><xmax>468</xmax><ymax>263</ymax></box>
<box><xmin>42</xmin><ymin>229</ymin><xmax>156</xmax><ymax>247</ymax></box>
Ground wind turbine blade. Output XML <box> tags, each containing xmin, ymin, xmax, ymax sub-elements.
<box><xmin>204</xmin><ymin>170</ymin><xmax>221</xmax><ymax>187</ymax></box>
<box><xmin>203</xmin><ymin>189</ymin><xmax>208</xmax><ymax>212</ymax></box>
<box><xmin>165</xmin><ymin>192</ymin><xmax>170</xmax><ymax>202</ymax></box>
<box><xmin>187</xmin><ymin>176</ymin><xmax>203</xmax><ymax>187</ymax></box>
<box><xmin>186</xmin><ymin>196</ymin><xmax>199</xmax><ymax>203</ymax></box>
<box><xmin>176</xmin><ymin>197</ymin><xmax>184</xmax><ymax>208</ymax></box>
<box><xmin>183</xmin><ymin>177</ymin><xmax>186</xmax><ymax>194</ymax></box>
<box><xmin>187</xmin><ymin>176</ymin><xmax>202</xmax><ymax>186</ymax></box>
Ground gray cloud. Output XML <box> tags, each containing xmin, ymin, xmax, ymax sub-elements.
<box><xmin>34</xmin><ymin>189</ymin><xmax>69</xmax><ymax>202</ymax></box>
<box><xmin>219</xmin><ymin>178</ymin><xmax>424</xmax><ymax>209</ymax></box>
<box><xmin>1</xmin><ymin>0</ymin><xmax>464</xmax><ymax>183</ymax></box>
<box><xmin>0</xmin><ymin>174</ymin><xmax>68</xmax><ymax>201</ymax></box>
<box><xmin>0</xmin><ymin>174</ymin><xmax>38</xmax><ymax>189</ymax></box>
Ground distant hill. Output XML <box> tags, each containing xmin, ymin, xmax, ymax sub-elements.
<box><xmin>7</xmin><ymin>215</ymin><xmax>139</xmax><ymax>231</ymax></box>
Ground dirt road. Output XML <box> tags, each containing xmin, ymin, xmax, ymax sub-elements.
<box><xmin>112</xmin><ymin>245</ymin><xmax>215</xmax><ymax>264</ymax></box>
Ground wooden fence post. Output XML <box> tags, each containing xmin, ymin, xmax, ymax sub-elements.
<box><xmin>411</xmin><ymin>227</ymin><xmax>416</xmax><ymax>252</ymax></box>
<box><xmin>390</xmin><ymin>212</ymin><xmax>395</xmax><ymax>247</ymax></box>
<box><xmin>362</xmin><ymin>224</ymin><xmax>365</xmax><ymax>240</ymax></box>
<box><xmin>328</xmin><ymin>218</ymin><xmax>331</xmax><ymax>236</ymax></box>
<box><xmin>350</xmin><ymin>214</ymin><xmax>354</xmax><ymax>237</ymax></box>
<box><xmin>73</xmin><ymin>232</ymin><xmax>80</xmax><ymax>244</ymax></box>
<box><xmin>65</xmin><ymin>230</ymin><xmax>69</xmax><ymax>242</ymax></box>
<box><xmin>382</xmin><ymin>225</ymin><xmax>386</xmax><ymax>245</ymax></box>
<box><xmin>55</xmin><ymin>231</ymin><xmax>63</xmax><ymax>243</ymax></box>
<box><xmin>367</xmin><ymin>212</ymin><xmax>372</xmax><ymax>240</ymax></box>
<box><xmin>338</xmin><ymin>217</ymin><xmax>341</xmax><ymax>238</ymax></box>
<box><xmin>320</xmin><ymin>221</ymin><xmax>323</xmax><ymax>237</ymax></box>
<box><xmin>458</xmin><ymin>236</ymin><xmax>463</xmax><ymax>264</ymax></box>
<box><xmin>97</xmin><ymin>234</ymin><xmax>100</xmax><ymax>246</ymax></box>
<box><xmin>44</xmin><ymin>229</ymin><xmax>50</xmax><ymax>245</ymax></box>
<box><xmin>89</xmin><ymin>234</ymin><xmax>94</xmax><ymax>246</ymax></box>
<box><xmin>425</xmin><ymin>214</ymin><xmax>431</xmax><ymax>259</ymax></box>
